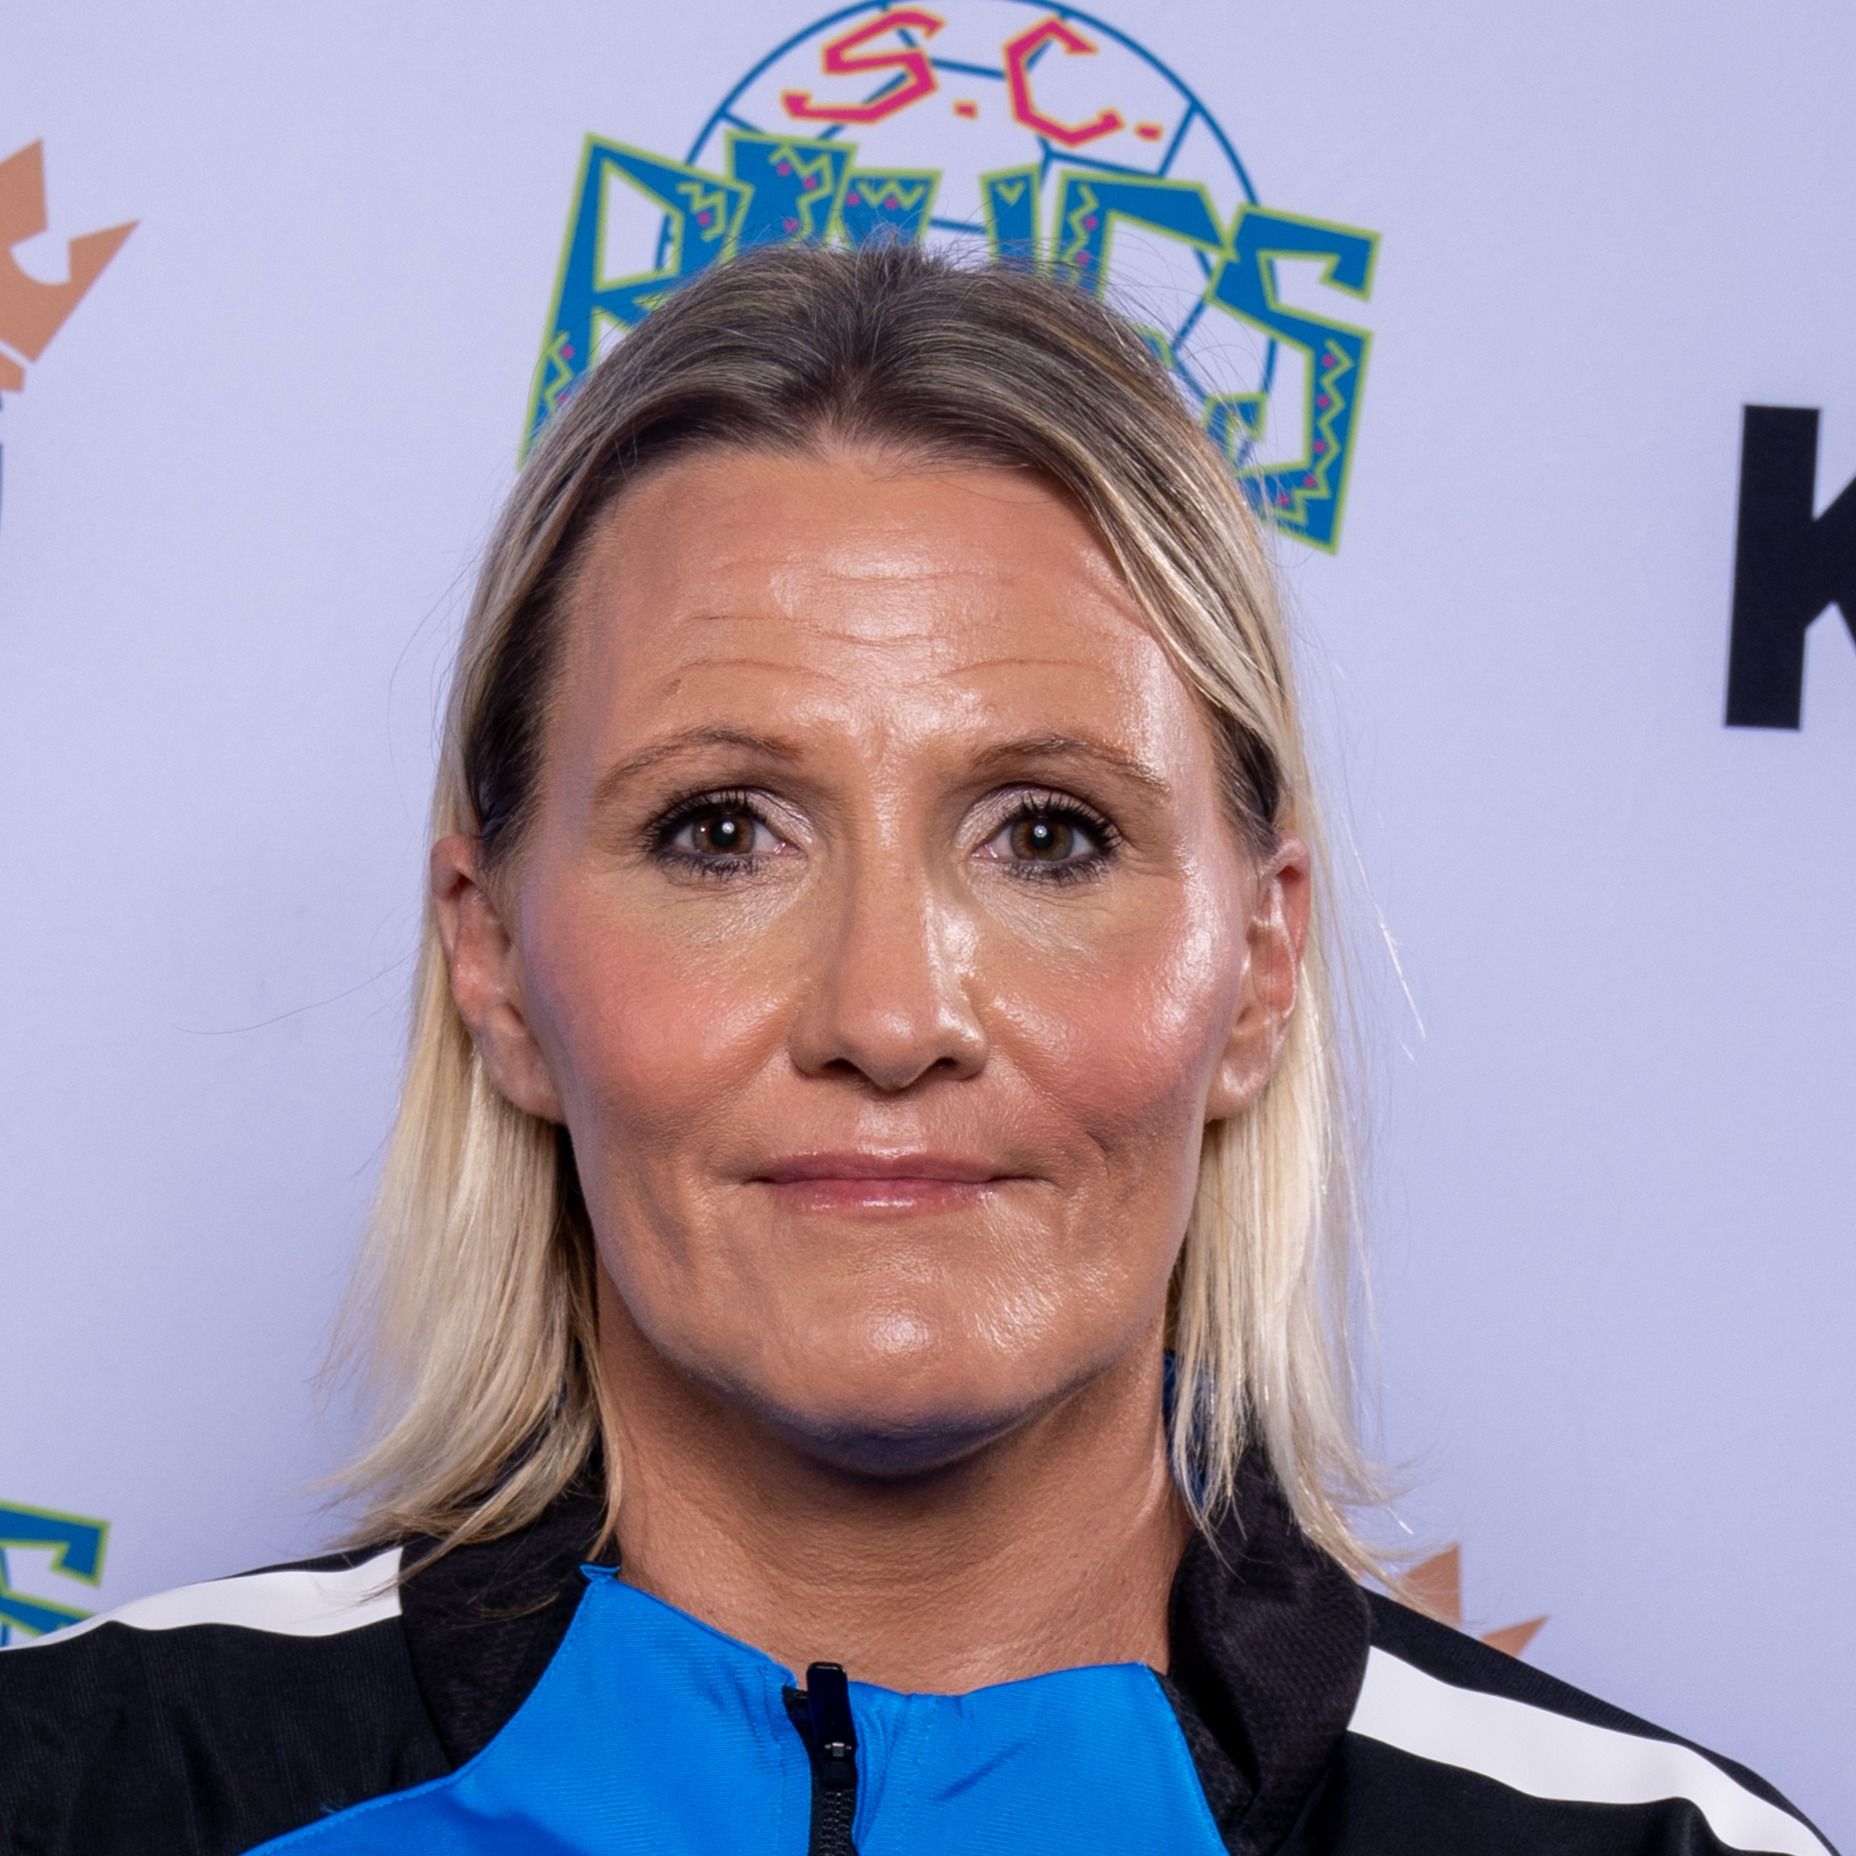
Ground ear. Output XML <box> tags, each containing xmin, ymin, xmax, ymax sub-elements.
<box><xmin>429</xmin><ymin>834</ymin><xmax>565</xmax><ymax>1124</ymax></box>
<box><xmin>1204</xmin><ymin>830</ymin><xmax>1312</xmax><ymax>1124</ymax></box>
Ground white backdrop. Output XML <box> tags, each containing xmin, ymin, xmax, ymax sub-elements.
<box><xmin>4</xmin><ymin>0</ymin><xmax>1851</xmax><ymax>1839</ymax></box>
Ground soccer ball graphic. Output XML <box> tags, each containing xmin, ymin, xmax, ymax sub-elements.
<box><xmin>531</xmin><ymin>0</ymin><xmax>1373</xmax><ymax>545</ymax></box>
<box><xmin>682</xmin><ymin>1</ymin><xmax>1275</xmax><ymax>412</ymax></box>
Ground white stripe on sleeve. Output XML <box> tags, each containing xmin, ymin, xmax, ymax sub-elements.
<box><xmin>2</xmin><ymin>1544</ymin><xmax>402</xmax><ymax>1651</ymax></box>
<box><xmin>1349</xmin><ymin>1647</ymin><xmax>1830</xmax><ymax>1856</ymax></box>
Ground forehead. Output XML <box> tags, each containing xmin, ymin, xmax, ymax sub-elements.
<box><xmin>556</xmin><ymin>446</ymin><xmax>1207</xmax><ymax>770</ymax></box>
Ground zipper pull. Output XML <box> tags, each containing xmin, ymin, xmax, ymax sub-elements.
<box><xmin>800</xmin><ymin>1661</ymin><xmax>860</xmax><ymax>1855</ymax></box>
<box><xmin>805</xmin><ymin>1661</ymin><xmax>858</xmax><ymax>1783</ymax></box>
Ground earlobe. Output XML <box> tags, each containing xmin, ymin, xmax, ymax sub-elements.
<box><xmin>429</xmin><ymin>834</ymin><xmax>566</xmax><ymax>1124</ymax></box>
<box><xmin>1205</xmin><ymin>832</ymin><xmax>1312</xmax><ymax>1124</ymax></box>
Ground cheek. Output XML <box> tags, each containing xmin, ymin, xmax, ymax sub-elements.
<box><xmin>518</xmin><ymin>870</ymin><xmax>771</xmax><ymax>1157</ymax></box>
<box><xmin>997</xmin><ymin>876</ymin><xmax>1245</xmax><ymax>1172</ymax></box>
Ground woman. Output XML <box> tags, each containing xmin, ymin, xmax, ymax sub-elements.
<box><xmin>0</xmin><ymin>241</ymin><xmax>1834</xmax><ymax>1856</ymax></box>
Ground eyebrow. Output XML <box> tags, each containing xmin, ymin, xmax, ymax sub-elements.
<box><xmin>591</xmin><ymin>725</ymin><xmax>1173</xmax><ymax>807</ymax></box>
<box><xmin>591</xmin><ymin>726</ymin><xmax>807</xmax><ymax>812</ymax></box>
<box><xmin>968</xmin><ymin>732</ymin><xmax>1173</xmax><ymax>800</ymax></box>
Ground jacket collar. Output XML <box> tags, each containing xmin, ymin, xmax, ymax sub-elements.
<box><xmin>397</xmin><ymin>1446</ymin><xmax>1369</xmax><ymax>1856</ymax></box>
<box><xmin>1160</xmin><ymin>1448</ymin><xmax>1372</xmax><ymax>1854</ymax></box>
<box><xmin>397</xmin><ymin>1465</ymin><xmax>617</xmax><ymax>1768</ymax></box>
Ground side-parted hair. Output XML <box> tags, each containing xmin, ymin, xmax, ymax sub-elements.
<box><xmin>335</xmin><ymin>238</ymin><xmax>1384</xmax><ymax>1577</ymax></box>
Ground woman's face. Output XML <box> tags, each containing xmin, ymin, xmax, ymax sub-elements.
<box><xmin>441</xmin><ymin>445</ymin><xmax>1307</xmax><ymax>1474</ymax></box>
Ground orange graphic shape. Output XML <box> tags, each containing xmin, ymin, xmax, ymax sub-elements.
<box><xmin>1481</xmin><ymin>1615</ymin><xmax>1548</xmax><ymax>1658</ymax></box>
<box><xmin>953</xmin><ymin>98</ymin><xmax>978</xmax><ymax>118</ymax></box>
<box><xmin>1134</xmin><ymin>121</ymin><xmax>1164</xmax><ymax>141</ymax></box>
<box><xmin>0</xmin><ymin>141</ymin><xmax>136</xmax><ymax>373</ymax></box>
<box><xmin>1405</xmin><ymin>1542</ymin><xmax>1464</xmax><ymax>1619</ymax></box>
<box><xmin>1407</xmin><ymin>1544</ymin><xmax>1546</xmax><ymax>1659</ymax></box>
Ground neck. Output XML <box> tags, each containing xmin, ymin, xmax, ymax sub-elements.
<box><xmin>595</xmin><ymin>1280</ymin><xmax>1194</xmax><ymax>1695</ymax></box>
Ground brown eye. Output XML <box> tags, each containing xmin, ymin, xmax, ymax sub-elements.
<box><xmin>685</xmin><ymin>807</ymin><xmax>759</xmax><ymax>858</ymax></box>
<box><xmin>1009</xmin><ymin>814</ymin><xmax>1079</xmax><ymax>862</ymax></box>
<box><xmin>644</xmin><ymin>787</ymin><xmax>778</xmax><ymax>879</ymax></box>
<box><xmin>982</xmin><ymin>796</ymin><xmax>1119</xmax><ymax>888</ymax></box>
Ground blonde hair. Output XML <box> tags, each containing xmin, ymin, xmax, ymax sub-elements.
<box><xmin>335</xmin><ymin>239</ymin><xmax>1384</xmax><ymax>1577</ymax></box>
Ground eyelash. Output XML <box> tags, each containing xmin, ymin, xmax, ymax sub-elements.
<box><xmin>641</xmin><ymin>785</ymin><xmax>1122</xmax><ymax>888</ymax></box>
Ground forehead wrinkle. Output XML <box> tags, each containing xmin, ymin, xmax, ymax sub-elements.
<box><xmin>578</xmin><ymin>605</ymin><xmax>990</xmax><ymax>696</ymax></box>
<box><xmin>776</xmin><ymin>553</ymin><xmax>1009</xmax><ymax>581</ymax></box>
<box><xmin>954</xmin><ymin>655</ymin><xmax>1145</xmax><ymax>676</ymax></box>
<box><xmin>643</xmin><ymin>654</ymin><xmax>854</xmax><ymax>700</ymax></box>
<box><xmin>653</xmin><ymin>608</ymin><xmax>979</xmax><ymax>645</ymax></box>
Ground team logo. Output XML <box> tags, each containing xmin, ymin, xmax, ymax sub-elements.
<box><xmin>0</xmin><ymin>1502</ymin><xmax>109</xmax><ymax>1646</ymax></box>
<box><xmin>525</xmin><ymin>2</ymin><xmax>1379</xmax><ymax>551</ymax></box>
<box><xmin>0</xmin><ymin>140</ymin><xmax>136</xmax><ymax>533</ymax></box>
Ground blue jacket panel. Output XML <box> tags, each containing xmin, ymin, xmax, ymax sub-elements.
<box><xmin>249</xmin><ymin>1567</ymin><xmax>1225</xmax><ymax>1855</ymax></box>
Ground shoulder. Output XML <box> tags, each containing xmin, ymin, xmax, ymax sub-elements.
<box><xmin>0</xmin><ymin>1541</ymin><xmax>449</xmax><ymax>1856</ymax></box>
<box><xmin>1312</xmin><ymin>1589</ymin><xmax>1840</xmax><ymax>1855</ymax></box>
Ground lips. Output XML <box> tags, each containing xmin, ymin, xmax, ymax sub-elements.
<box><xmin>749</xmin><ymin>1153</ymin><xmax>1027</xmax><ymax>1214</ymax></box>
<box><xmin>755</xmin><ymin>1152</ymin><xmax>1009</xmax><ymax>1184</ymax></box>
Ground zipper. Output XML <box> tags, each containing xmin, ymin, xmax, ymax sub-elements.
<box><xmin>784</xmin><ymin>1660</ymin><xmax>861</xmax><ymax>1856</ymax></box>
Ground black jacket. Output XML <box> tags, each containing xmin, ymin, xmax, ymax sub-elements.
<box><xmin>0</xmin><ymin>1452</ymin><xmax>1835</xmax><ymax>1855</ymax></box>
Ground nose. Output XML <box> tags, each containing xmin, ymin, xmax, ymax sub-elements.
<box><xmin>785</xmin><ymin>840</ymin><xmax>988</xmax><ymax>1093</ymax></box>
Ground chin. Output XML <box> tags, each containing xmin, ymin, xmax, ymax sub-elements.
<box><xmin>746</xmin><ymin>1312</ymin><xmax>1071</xmax><ymax>1480</ymax></box>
